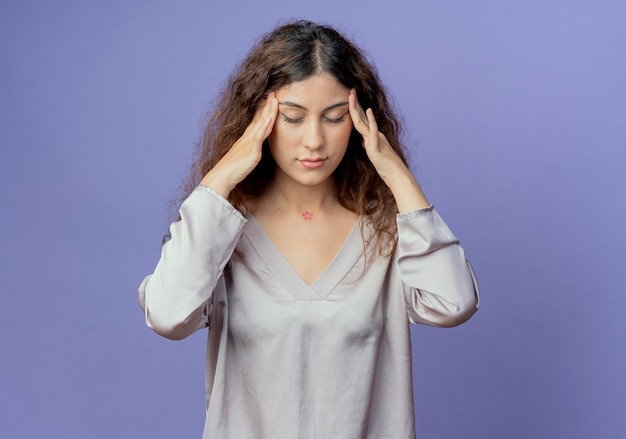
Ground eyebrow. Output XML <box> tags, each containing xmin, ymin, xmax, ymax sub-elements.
<box><xmin>278</xmin><ymin>101</ymin><xmax>349</xmax><ymax>112</ymax></box>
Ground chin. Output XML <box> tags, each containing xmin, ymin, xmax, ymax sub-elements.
<box><xmin>293</xmin><ymin>173</ymin><xmax>333</xmax><ymax>187</ymax></box>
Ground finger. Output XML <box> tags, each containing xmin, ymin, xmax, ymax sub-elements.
<box><xmin>250</xmin><ymin>95</ymin><xmax>277</xmax><ymax>144</ymax></box>
<box><xmin>261</xmin><ymin>96</ymin><xmax>278</xmax><ymax>138</ymax></box>
<box><xmin>261</xmin><ymin>92</ymin><xmax>275</xmax><ymax>115</ymax></box>
<box><xmin>249</xmin><ymin>93</ymin><xmax>274</xmax><ymax>127</ymax></box>
<box><xmin>352</xmin><ymin>90</ymin><xmax>369</xmax><ymax>123</ymax></box>
<box><xmin>240</xmin><ymin>95</ymin><xmax>272</xmax><ymax>143</ymax></box>
<box><xmin>348</xmin><ymin>90</ymin><xmax>365</xmax><ymax>135</ymax></box>
<box><xmin>365</xmin><ymin>108</ymin><xmax>378</xmax><ymax>140</ymax></box>
<box><xmin>356</xmin><ymin>101</ymin><xmax>368</xmax><ymax>124</ymax></box>
<box><xmin>348</xmin><ymin>90</ymin><xmax>370</xmax><ymax>136</ymax></box>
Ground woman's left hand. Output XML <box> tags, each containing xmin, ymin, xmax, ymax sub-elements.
<box><xmin>348</xmin><ymin>89</ymin><xmax>430</xmax><ymax>212</ymax></box>
<box><xmin>348</xmin><ymin>89</ymin><xmax>404</xmax><ymax>187</ymax></box>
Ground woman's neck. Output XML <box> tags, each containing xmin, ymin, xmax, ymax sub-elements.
<box><xmin>254</xmin><ymin>174</ymin><xmax>340</xmax><ymax>217</ymax></box>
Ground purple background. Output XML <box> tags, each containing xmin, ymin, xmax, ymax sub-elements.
<box><xmin>2</xmin><ymin>1</ymin><xmax>625</xmax><ymax>438</ymax></box>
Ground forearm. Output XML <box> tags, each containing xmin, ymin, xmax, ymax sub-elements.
<box><xmin>386</xmin><ymin>170</ymin><xmax>430</xmax><ymax>214</ymax></box>
<box><xmin>139</xmin><ymin>186</ymin><xmax>246</xmax><ymax>339</ymax></box>
<box><xmin>200</xmin><ymin>170</ymin><xmax>236</xmax><ymax>200</ymax></box>
<box><xmin>395</xmin><ymin>207</ymin><xmax>479</xmax><ymax>327</ymax></box>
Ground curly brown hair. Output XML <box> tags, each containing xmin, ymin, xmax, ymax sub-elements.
<box><xmin>182</xmin><ymin>20</ymin><xmax>410</xmax><ymax>255</ymax></box>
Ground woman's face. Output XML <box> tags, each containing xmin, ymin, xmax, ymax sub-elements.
<box><xmin>268</xmin><ymin>72</ymin><xmax>353</xmax><ymax>188</ymax></box>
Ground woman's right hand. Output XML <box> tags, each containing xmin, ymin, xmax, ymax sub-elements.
<box><xmin>200</xmin><ymin>93</ymin><xmax>278</xmax><ymax>198</ymax></box>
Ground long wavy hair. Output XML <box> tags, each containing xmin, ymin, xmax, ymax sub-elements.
<box><xmin>181</xmin><ymin>20</ymin><xmax>410</xmax><ymax>255</ymax></box>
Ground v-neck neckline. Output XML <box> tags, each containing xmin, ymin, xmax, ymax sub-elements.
<box><xmin>242</xmin><ymin>213</ymin><xmax>364</xmax><ymax>300</ymax></box>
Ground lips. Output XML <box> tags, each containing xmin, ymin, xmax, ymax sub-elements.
<box><xmin>299</xmin><ymin>158</ymin><xmax>326</xmax><ymax>169</ymax></box>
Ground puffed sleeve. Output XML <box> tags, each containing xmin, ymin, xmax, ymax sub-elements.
<box><xmin>395</xmin><ymin>206</ymin><xmax>479</xmax><ymax>327</ymax></box>
<box><xmin>138</xmin><ymin>185</ymin><xmax>247</xmax><ymax>340</ymax></box>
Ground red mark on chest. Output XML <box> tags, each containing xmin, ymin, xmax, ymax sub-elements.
<box><xmin>302</xmin><ymin>211</ymin><xmax>314</xmax><ymax>221</ymax></box>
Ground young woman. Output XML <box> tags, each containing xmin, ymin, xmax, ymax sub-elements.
<box><xmin>139</xmin><ymin>20</ymin><xmax>479</xmax><ymax>439</ymax></box>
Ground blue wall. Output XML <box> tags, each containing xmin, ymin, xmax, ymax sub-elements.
<box><xmin>1</xmin><ymin>1</ymin><xmax>624</xmax><ymax>437</ymax></box>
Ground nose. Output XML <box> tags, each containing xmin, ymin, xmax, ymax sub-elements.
<box><xmin>302</xmin><ymin>119</ymin><xmax>323</xmax><ymax>151</ymax></box>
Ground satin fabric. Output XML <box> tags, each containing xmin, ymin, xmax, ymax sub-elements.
<box><xmin>139</xmin><ymin>185</ymin><xmax>479</xmax><ymax>439</ymax></box>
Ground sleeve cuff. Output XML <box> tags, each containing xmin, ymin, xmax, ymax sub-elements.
<box><xmin>194</xmin><ymin>184</ymin><xmax>247</xmax><ymax>224</ymax></box>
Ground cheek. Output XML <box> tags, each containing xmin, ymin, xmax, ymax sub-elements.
<box><xmin>268</xmin><ymin>126</ymin><xmax>296</xmax><ymax>160</ymax></box>
<box><xmin>269</xmin><ymin>123</ymin><xmax>297</xmax><ymax>147</ymax></box>
<box><xmin>334</xmin><ymin>123</ymin><xmax>353</xmax><ymax>148</ymax></box>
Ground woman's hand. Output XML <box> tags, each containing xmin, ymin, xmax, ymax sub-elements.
<box><xmin>200</xmin><ymin>94</ymin><xmax>278</xmax><ymax>198</ymax></box>
<box><xmin>348</xmin><ymin>89</ymin><xmax>430</xmax><ymax>212</ymax></box>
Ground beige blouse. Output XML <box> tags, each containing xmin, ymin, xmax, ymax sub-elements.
<box><xmin>139</xmin><ymin>185</ymin><xmax>479</xmax><ymax>439</ymax></box>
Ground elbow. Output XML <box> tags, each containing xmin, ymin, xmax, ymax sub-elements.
<box><xmin>138</xmin><ymin>276</ymin><xmax>205</xmax><ymax>340</ymax></box>
<box><xmin>152</xmin><ymin>327</ymin><xmax>191</xmax><ymax>341</ymax></box>
<box><xmin>439</xmin><ymin>262</ymin><xmax>481</xmax><ymax>327</ymax></box>
<box><xmin>433</xmin><ymin>262</ymin><xmax>480</xmax><ymax>327</ymax></box>
<box><xmin>408</xmin><ymin>261</ymin><xmax>480</xmax><ymax>328</ymax></box>
<box><xmin>435</xmin><ymin>296</ymin><xmax>479</xmax><ymax>327</ymax></box>
<box><xmin>407</xmin><ymin>289</ymin><xmax>479</xmax><ymax>327</ymax></box>
<box><xmin>146</xmin><ymin>311</ymin><xmax>196</xmax><ymax>340</ymax></box>
<box><xmin>143</xmin><ymin>292</ymin><xmax>208</xmax><ymax>340</ymax></box>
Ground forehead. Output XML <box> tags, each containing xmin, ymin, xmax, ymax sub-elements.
<box><xmin>275</xmin><ymin>72</ymin><xmax>349</xmax><ymax>105</ymax></box>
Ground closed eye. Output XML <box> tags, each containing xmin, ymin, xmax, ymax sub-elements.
<box><xmin>324</xmin><ymin>112</ymin><xmax>347</xmax><ymax>124</ymax></box>
<box><xmin>281</xmin><ymin>113</ymin><xmax>303</xmax><ymax>124</ymax></box>
<box><xmin>280</xmin><ymin>111</ymin><xmax>347</xmax><ymax>124</ymax></box>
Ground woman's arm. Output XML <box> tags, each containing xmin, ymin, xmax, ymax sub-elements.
<box><xmin>140</xmin><ymin>97</ymin><xmax>278</xmax><ymax>339</ymax></box>
<box><xmin>138</xmin><ymin>186</ymin><xmax>246</xmax><ymax>340</ymax></box>
<box><xmin>347</xmin><ymin>89</ymin><xmax>430</xmax><ymax>213</ymax></box>
<box><xmin>348</xmin><ymin>90</ymin><xmax>479</xmax><ymax>326</ymax></box>
<box><xmin>395</xmin><ymin>206</ymin><xmax>479</xmax><ymax>327</ymax></box>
